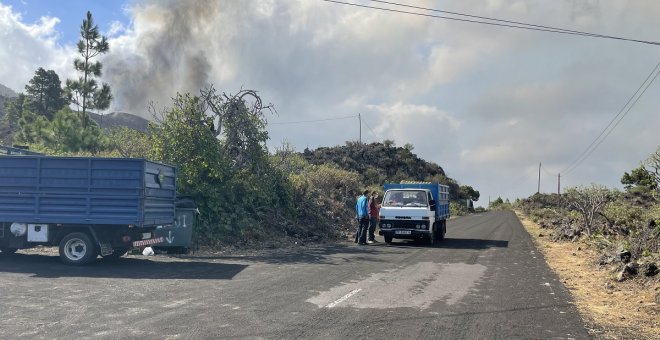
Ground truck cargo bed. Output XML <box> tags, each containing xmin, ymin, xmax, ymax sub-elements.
<box><xmin>0</xmin><ymin>156</ymin><xmax>176</xmax><ymax>227</ymax></box>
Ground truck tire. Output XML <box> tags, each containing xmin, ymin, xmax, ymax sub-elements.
<box><xmin>428</xmin><ymin>229</ymin><xmax>435</xmax><ymax>246</ymax></box>
<box><xmin>59</xmin><ymin>232</ymin><xmax>98</xmax><ymax>265</ymax></box>
<box><xmin>384</xmin><ymin>235</ymin><xmax>393</xmax><ymax>244</ymax></box>
<box><xmin>437</xmin><ymin>221</ymin><xmax>445</xmax><ymax>241</ymax></box>
<box><xmin>442</xmin><ymin>220</ymin><xmax>447</xmax><ymax>239</ymax></box>
<box><xmin>102</xmin><ymin>248</ymin><xmax>129</xmax><ymax>260</ymax></box>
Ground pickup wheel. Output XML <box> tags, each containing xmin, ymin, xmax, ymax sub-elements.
<box><xmin>59</xmin><ymin>232</ymin><xmax>98</xmax><ymax>265</ymax></box>
<box><xmin>384</xmin><ymin>235</ymin><xmax>393</xmax><ymax>244</ymax></box>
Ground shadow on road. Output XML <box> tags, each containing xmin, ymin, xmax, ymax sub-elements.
<box><xmin>0</xmin><ymin>253</ymin><xmax>247</xmax><ymax>280</ymax></box>
<box><xmin>383</xmin><ymin>238</ymin><xmax>508</xmax><ymax>249</ymax></box>
<box><xmin>179</xmin><ymin>243</ymin><xmax>398</xmax><ymax>265</ymax></box>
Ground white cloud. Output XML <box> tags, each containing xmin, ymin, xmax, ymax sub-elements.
<box><xmin>106</xmin><ymin>20</ymin><xmax>126</xmax><ymax>37</ymax></box>
<box><xmin>0</xmin><ymin>4</ymin><xmax>73</xmax><ymax>92</ymax></box>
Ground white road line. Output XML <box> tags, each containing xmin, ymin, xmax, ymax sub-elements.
<box><xmin>325</xmin><ymin>288</ymin><xmax>362</xmax><ymax>308</ymax></box>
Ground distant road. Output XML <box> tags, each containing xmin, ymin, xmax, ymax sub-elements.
<box><xmin>0</xmin><ymin>211</ymin><xmax>589</xmax><ymax>339</ymax></box>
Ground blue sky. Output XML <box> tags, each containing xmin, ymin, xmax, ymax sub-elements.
<box><xmin>2</xmin><ymin>0</ymin><xmax>130</xmax><ymax>44</ymax></box>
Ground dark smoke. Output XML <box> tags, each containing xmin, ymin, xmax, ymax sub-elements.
<box><xmin>103</xmin><ymin>0</ymin><xmax>231</xmax><ymax>117</ymax></box>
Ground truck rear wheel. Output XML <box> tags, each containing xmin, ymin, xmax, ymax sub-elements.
<box><xmin>59</xmin><ymin>232</ymin><xmax>98</xmax><ymax>265</ymax></box>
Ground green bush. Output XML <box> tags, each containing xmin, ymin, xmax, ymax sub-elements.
<box><xmin>450</xmin><ymin>201</ymin><xmax>468</xmax><ymax>216</ymax></box>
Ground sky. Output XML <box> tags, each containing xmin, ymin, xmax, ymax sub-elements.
<box><xmin>1</xmin><ymin>0</ymin><xmax>659</xmax><ymax>206</ymax></box>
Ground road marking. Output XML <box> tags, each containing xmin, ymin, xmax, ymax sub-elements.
<box><xmin>308</xmin><ymin>262</ymin><xmax>487</xmax><ymax>310</ymax></box>
<box><xmin>326</xmin><ymin>288</ymin><xmax>362</xmax><ymax>308</ymax></box>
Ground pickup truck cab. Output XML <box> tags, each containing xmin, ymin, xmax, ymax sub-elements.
<box><xmin>379</xmin><ymin>182</ymin><xmax>450</xmax><ymax>245</ymax></box>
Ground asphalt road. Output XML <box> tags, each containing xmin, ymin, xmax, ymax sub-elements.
<box><xmin>0</xmin><ymin>211</ymin><xmax>590</xmax><ymax>339</ymax></box>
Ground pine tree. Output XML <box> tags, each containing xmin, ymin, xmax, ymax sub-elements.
<box><xmin>25</xmin><ymin>68</ymin><xmax>67</xmax><ymax>120</ymax></box>
<box><xmin>65</xmin><ymin>11</ymin><xmax>112</xmax><ymax>128</ymax></box>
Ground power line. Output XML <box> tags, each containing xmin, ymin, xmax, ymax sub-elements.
<box><xmin>561</xmin><ymin>61</ymin><xmax>660</xmax><ymax>176</ymax></box>
<box><xmin>370</xmin><ymin>0</ymin><xmax>598</xmax><ymax>37</ymax></box>
<box><xmin>320</xmin><ymin>0</ymin><xmax>660</xmax><ymax>46</ymax></box>
<box><xmin>361</xmin><ymin>116</ymin><xmax>380</xmax><ymax>141</ymax></box>
<box><xmin>541</xmin><ymin>164</ymin><xmax>556</xmax><ymax>177</ymax></box>
<box><xmin>269</xmin><ymin>115</ymin><xmax>357</xmax><ymax>125</ymax></box>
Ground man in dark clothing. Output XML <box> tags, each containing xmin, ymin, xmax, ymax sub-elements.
<box><xmin>367</xmin><ymin>191</ymin><xmax>380</xmax><ymax>243</ymax></box>
<box><xmin>355</xmin><ymin>190</ymin><xmax>370</xmax><ymax>245</ymax></box>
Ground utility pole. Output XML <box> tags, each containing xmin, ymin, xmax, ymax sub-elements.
<box><xmin>537</xmin><ymin>162</ymin><xmax>541</xmax><ymax>194</ymax></box>
<box><xmin>358</xmin><ymin>113</ymin><xmax>362</xmax><ymax>144</ymax></box>
<box><xmin>558</xmin><ymin>173</ymin><xmax>561</xmax><ymax>195</ymax></box>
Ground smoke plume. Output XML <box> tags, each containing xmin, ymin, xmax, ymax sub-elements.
<box><xmin>103</xmin><ymin>0</ymin><xmax>241</xmax><ymax>116</ymax></box>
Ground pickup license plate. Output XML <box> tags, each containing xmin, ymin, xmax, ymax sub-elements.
<box><xmin>395</xmin><ymin>230</ymin><xmax>412</xmax><ymax>235</ymax></box>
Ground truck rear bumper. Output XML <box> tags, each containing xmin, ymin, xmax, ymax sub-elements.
<box><xmin>132</xmin><ymin>237</ymin><xmax>165</xmax><ymax>247</ymax></box>
<box><xmin>379</xmin><ymin>229</ymin><xmax>430</xmax><ymax>240</ymax></box>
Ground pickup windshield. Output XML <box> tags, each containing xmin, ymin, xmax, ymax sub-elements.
<box><xmin>382</xmin><ymin>190</ymin><xmax>428</xmax><ymax>207</ymax></box>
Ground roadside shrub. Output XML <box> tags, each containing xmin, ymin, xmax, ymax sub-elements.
<box><xmin>528</xmin><ymin>207</ymin><xmax>563</xmax><ymax>224</ymax></box>
<box><xmin>450</xmin><ymin>201</ymin><xmax>468</xmax><ymax>216</ymax></box>
<box><xmin>565</xmin><ymin>184</ymin><xmax>618</xmax><ymax>237</ymax></box>
<box><xmin>271</xmin><ymin>145</ymin><xmax>360</xmax><ymax>240</ymax></box>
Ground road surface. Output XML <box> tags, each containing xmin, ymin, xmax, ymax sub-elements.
<box><xmin>0</xmin><ymin>211</ymin><xmax>589</xmax><ymax>339</ymax></box>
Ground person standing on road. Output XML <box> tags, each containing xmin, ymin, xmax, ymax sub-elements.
<box><xmin>367</xmin><ymin>191</ymin><xmax>380</xmax><ymax>244</ymax></box>
<box><xmin>355</xmin><ymin>190</ymin><xmax>370</xmax><ymax>245</ymax></box>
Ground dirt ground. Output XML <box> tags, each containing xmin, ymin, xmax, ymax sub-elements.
<box><xmin>516</xmin><ymin>211</ymin><xmax>660</xmax><ymax>339</ymax></box>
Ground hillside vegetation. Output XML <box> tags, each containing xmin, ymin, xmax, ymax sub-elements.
<box><xmin>514</xmin><ymin>150</ymin><xmax>660</xmax><ymax>284</ymax></box>
<box><xmin>303</xmin><ymin>142</ymin><xmax>480</xmax><ymax>208</ymax></box>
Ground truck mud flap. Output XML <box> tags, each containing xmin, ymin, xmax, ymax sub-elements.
<box><xmin>99</xmin><ymin>243</ymin><xmax>113</xmax><ymax>256</ymax></box>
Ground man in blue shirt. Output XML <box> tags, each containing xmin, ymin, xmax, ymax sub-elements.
<box><xmin>355</xmin><ymin>190</ymin><xmax>370</xmax><ymax>245</ymax></box>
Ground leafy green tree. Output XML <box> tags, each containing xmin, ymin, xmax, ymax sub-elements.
<box><xmin>490</xmin><ymin>196</ymin><xmax>504</xmax><ymax>207</ymax></box>
<box><xmin>106</xmin><ymin>126</ymin><xmax>151</xmax><ymax>158</ymax></box>
<box><xmin>621</xmin><ymin>165</ymin><xmax>656</xmax><ymax>191</ymax></box>
<box><xmin>149</xmin><ymin>92</ymin><xmax>242</xmax><ymax>239</ymax></box>
<box><xmin>459</xmin><ymin>185</ymin><xmax>480</xmax><ymax>202</ymax></box>
<box><xmin>150</xmin><ymin>90</ymin><xmax>299</xmax><ymax>243</ymax></box>
<box><xmin>14</xmin><ymin>107</ymin><xmax>105</xmax><ymax>152</ymax></box>
<box><xmin>201</xmin><ymin>87</ymin><xmax>271</xmax><ymax>172</ymax></box>
<box><xmin>25</xmin><ymin>68</ymin><xmax>67</xmax><ymax>120</ymax></box>
<box><xmin>65</xmin><ymin>11</ymin><xmax>112</xmax><ymax>127</ymax></box>
<box><xmin>48</xmin><ymin>107</ymin><xmax>105</xmax><ymax>152</ymax></box>
<box><xmin>14</xmin><ymin>109</ymin><xmax>50</xmax><ymax>145</ymax></box>
<box><xmin>1</xmin><ymin>94</ymin><xmax>26</xmax><ymax>133</ymax></box>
